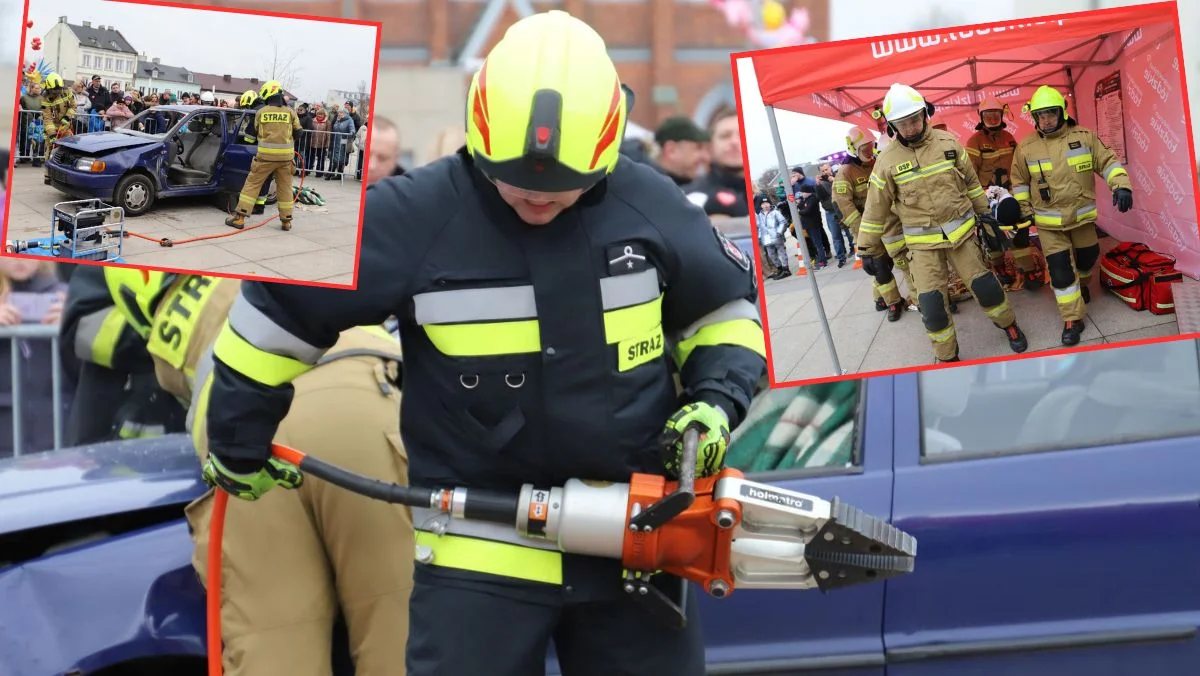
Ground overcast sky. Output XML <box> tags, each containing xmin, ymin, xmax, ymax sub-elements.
<box><xmin>740</xmin><ymin>0</ymin><xmax>1019</xmax><ymax>176</ymax></box>
<box><xmin>21</xmin><ymin>0</ymin><xmax>377</xmax><ymax>103</ymax></box>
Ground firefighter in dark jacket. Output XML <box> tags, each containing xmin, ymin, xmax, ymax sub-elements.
<box><xmin>226</xmin><ymin>81</ymin><xmax>300</xmax><ymax>231</ymax></box>
<box><xmin>58</xmin><ymin>265</ymin><xmax>187</xmax><ymax>444</ymax></box>
<box><xmin>198</xmin><ymin>11</ymin><xmax>767</xmax><ymax>676</ymax></box>
<box><xmin>235</xmin><ymin>89</ymin><xmax>273</xmax><ymax>216</ymax></box>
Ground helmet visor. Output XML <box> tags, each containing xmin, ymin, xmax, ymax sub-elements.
<box><xmin>892</xmin><ymin>110</ymin><xmax>925</xmax><ymax>139</ymax></box>
<box><xmin>475</xmin><ymin>152</ymin><xmax>608</xmax><ymax>195</ymax></box>
<box><xmin>980</xmin><ymin>109</ymin><xmax>1003</xmax><ymax>127</ymax></box>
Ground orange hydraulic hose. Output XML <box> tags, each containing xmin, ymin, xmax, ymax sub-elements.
<box><xmin>206</xmin><ymin>444</ymin><xmax>308</xmax><ymax>676</ymax></box>
<box><xmin>207</xmin><ymin>488</ymin><xmax>228</xmax><ymax>676</ymax></box>
<box><xmin>116</xmin><ymin>150</ymin><xmax>308</xmax><ymax>249</ymax></box>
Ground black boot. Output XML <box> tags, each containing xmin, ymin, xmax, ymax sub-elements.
<box><xmin>1005</xmin><ymin>324</ymin><xmax>1029</xmax><ymax>353</ymax></box>
<box><xmin>1024</xmin><ymin>270</ymin><xmax>1044</xmax><ymax>291</ymax></box>
<box><xmin>1061</xmin><ymin>320</ymin><xmax>1085</xmax><ymax>346</ymax></box>
<box><xmin>875</xmin><ymin>298</ymin><xmax>887</xmax><ymax>312</ymax></box>
<box><xmin>935</xmin><ymin>348</ymin><xmax>961</xmax><ymax>364</ymax></box>
<box><xmin>887</xmin><ymin>302</ymin><xmax>903</xmax><ymax>322</ymax></box>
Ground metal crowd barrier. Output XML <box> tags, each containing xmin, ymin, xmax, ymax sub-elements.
<box><xmin>0</xmin><ymin>324</ymin><xmax>64</xmax><ymax>457</ymax></box>
<box><xmin>293</xmin><ymin>128</ymin><xmax>360</xmax><ymax>180</ymax></box>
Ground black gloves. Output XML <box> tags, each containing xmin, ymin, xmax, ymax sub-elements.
<box><xmin>1113</xmin><ymin>188</ymin><xmax>1133</xmax><ymax>213</ymax></box>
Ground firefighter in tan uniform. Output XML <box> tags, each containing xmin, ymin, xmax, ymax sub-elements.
<box><xmin>965</xmin><ymin>97</ymin><xmax>1043</xmax><ymax>289</ymax></box>
<box><xmin>861</xmin><ymin>83</ymin><xmax>1029</xmax><ymax>363</ymax></box>
<box><xmin>833</xmin><ymin>125</ymin><xmax>909</xmax><ymax>322</ymax></box>
<box><xmin>100</xmin><ymin>268</ymin><xmax>413</xmax><ymax>676</ymax></box>
<box><xmin>39</xmin><ymin>73</ymin><xmax>75</xmax><ymax>170</ymax></box>
<box><xmin>1010</xmin><ymin>85</ymin><xmax>1133</xmax><ymax>346</ymax></box>
<box><xmin>226</xmin><ymin>80</ymin><xmax>300</xmax><ymax>231</ymax></box>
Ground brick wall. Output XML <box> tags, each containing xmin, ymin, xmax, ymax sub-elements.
<box><xmin>175</xmin><ymin>0</ymin><xmax>828</xmax><ymax>140</ymax></box>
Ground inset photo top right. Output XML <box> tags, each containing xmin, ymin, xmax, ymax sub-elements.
<box><xmin>734</xmin><ymin>1</ymin><xmax>1200</xmax><ymax>385</ymax></box>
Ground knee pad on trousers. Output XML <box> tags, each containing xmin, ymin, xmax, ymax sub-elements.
<box><xmin>1012</xmin><ymin>228</ymin><xmax>1031</xmax><ymax>248</ymax></box>
<box><xmin>969</xmin><ymin>273</ymin><xmax>1005</xmax><ymax>307</ymax></box>
<box><xmin>873</xmin><ymin>255</ymin><xmax>895</xmax><ymax>284</ymax></box>
<box><xmin>918</xmin><ymin>291</ymin><xmax>949</xmax><ymax>332</ymax></box>
<box><xmin>1046</xmin><ymin>250</ymin><xmax>1076</xmax><ymax>288</ymax></box>
<box><xmin>1075</xmin><ymin>243</ymin><xmax>1100</xmax><ymax>272</ymax></box>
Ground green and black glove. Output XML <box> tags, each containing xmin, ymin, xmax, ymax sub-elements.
<box><xmin>202</xmin><ymin>454</ymin><xmax>303</xmax><ymax>501</ymax></box>
<box><xmin>660</xmin><ymin>401</ymin><xmax>731</xmax><ymax>479</ymax></box>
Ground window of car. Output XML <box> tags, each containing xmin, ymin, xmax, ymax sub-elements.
<box><xmin>726</xmin><ymin>379</ymin><xmax>863</xmax><ymax>477</ymax></box>
<box><xmin>120</xmin><ymin>108</ymin><xmax>186</xmax><ymax>137</ymax></box>
<box><xmin>919</xmin><ymin>339</ymin><xmax>1200</xmax><ymax>460</ymax></box>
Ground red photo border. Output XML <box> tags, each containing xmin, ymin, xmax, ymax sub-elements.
<box><xmin>727</xmin><ymin>2</ymin><xmax>1200</xmax><ymax>389</ymax></box>
<box><xmin>3</xmin><ymin>0</ymin><xmax>384</xmax><ymax>291</ymax></box>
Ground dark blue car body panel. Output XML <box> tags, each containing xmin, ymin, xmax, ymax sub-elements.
<box><xmin>3</xmin><ymin>371</ymin><xmax>1200</xmax><ymax>675</ymax></box>
<box><xmin>43</xmin><ymin>105</ymin><xmax>256</xmax><ymax>213</ymax></box>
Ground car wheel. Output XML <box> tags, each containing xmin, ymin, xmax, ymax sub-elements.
<box><xmin>266</xmin><ymin>185</ymin><xmax>278</xmax><ymax>206</ymax></box>
<box><xmin>115</xmin><ymin>173</ymin><xmax>156</xmax><ymax>217</ymax></box>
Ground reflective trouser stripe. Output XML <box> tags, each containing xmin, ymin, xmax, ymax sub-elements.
<box><xmin>1033</xmin><ymin>202</ymin><xmax>1097</xmax><ymax>227</ymax></box>
<box><xmin>928</xmin><ymin>325</ymin><xmax>955</xmax><ymax>343</ymax></box>
<box><xmin>984</xmin><ymin>300</ymin><xmax>1012</xmax><ymax>319</ymax></box>
<box><xmin>1054</xmin><ymin>282</ymin><xmax>1082</xmax><ymax>305</ymax></box>
<box><xmin>74</xmin><ymin>307</ymin><xmax>127</xmax><ymax>368</ymax></box>
<box><xmin>904</xmin><ymin>214</ymin><xmax>975</xmax><ymax>245</ymax></box>
<box><xmin>414</xmin><ymin>530</ymin><xmax>563</xmax><ymax>585</ymax></box>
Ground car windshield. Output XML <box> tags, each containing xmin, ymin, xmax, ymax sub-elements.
<box><xmin>113</xmin><ymin>108</ymin><xmax>187</xmax><ymax>137</ymax></box>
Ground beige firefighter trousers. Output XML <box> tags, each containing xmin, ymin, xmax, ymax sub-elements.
<box><xmin>1038</xmin><ymin>223</ymin><xmax>1099</xmax><ymax>323</ymax></box>
<box><xmin>909</xmin><ymin>233</ymin><xmax>1016</xmax><ymax>361</ymax></box>
<box><xmin>185</xmin><ymin>336</ymin><xmax>412</xmax><ymax>676</ymax></box>
<box><xmin>236</xmin><ymin>156</ymin><xmax>294</xmax><ymax>223</ymax></box>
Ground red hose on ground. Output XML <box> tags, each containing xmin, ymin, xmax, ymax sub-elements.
<box><xmin>207</xmin><ymin>489</ymin><xmax>229</xmax><ymax>676</ymax></box>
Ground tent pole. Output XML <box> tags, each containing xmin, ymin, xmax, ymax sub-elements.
<box><xmin>763</xmin><ymin>104</ymin><xmax>845</xmax><ymax>377</ymax></box>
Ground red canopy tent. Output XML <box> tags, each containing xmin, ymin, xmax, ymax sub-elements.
<box><xmin>743</xmin><ymin>2</ymin><xmax>1196</xmax><ymax>377</ymax></box>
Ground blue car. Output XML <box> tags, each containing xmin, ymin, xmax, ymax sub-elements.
<box><xmin>3</xmin><ymin>338</ymin><xmax>1200</xmax><ymax>675</ymax></box>
<box><xmin>43</xmin><ymin>105</ymin><xmax>274</xmax><ymax>217</ymax></box>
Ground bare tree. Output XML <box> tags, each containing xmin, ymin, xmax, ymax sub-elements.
<box><xmin>356</xmin><ymin>78</ymin><xmax>370</xmax><ymax>112</ymax></box>
<box><xmin>261</xmin><ymin>35</ymin><xmax>303</xmax><ymax>93</ymax></box>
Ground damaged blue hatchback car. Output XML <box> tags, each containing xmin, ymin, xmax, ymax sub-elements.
<box><xmin>42</xmin><ymin>105</ymin><xmax>276</xmax><ymax>217</ymax></box>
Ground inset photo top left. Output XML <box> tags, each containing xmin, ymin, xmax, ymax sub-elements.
<box><xmin>5</xmin><ymin>0</ymin><xmax>381</xmax><ymax>288</ymax></box>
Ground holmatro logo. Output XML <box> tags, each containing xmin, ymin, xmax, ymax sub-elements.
<box><xmin>740</xmin><ymin>484</ymin><xmax>815</xmax><ymax>512</ymax></box>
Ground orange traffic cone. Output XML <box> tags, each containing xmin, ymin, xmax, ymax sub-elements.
<box><xmin>795</xmin><ymin>250</ymin><xmax>808</xmax><ymax>277</ymax></box>
<box><xmin>853</xmin><ymin>255</ymin><xmax>863</xmax><ymax>270</ymax></box>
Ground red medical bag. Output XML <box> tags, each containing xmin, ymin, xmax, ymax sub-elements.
<box><xmin>1099</xmin><ymin>242</ymin><xmax>1182</xmax><ymax>315</ymax></box>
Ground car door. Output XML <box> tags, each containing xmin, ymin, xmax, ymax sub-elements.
<box><xmin>221</xmin><ymin>111</ymin><xmax>255</xmax><ymax>194</ymax></box>
<box><xmin>885</xmin><ymin>340</ymin><xmax>1200</xmax><ymax>675</ymax></box>
<box><xmin>697</xmin><ymin>376</ymin><xmax>894</xmax><ymax>676</ymax></box>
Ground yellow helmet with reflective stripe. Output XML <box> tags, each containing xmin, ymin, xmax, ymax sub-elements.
<box><xmin>44</xmin><ymin>73</ymin><xmax>64</xmax><ymax>90</ymax></box>
<box><xmin>465</xmin><ymin>10</ymin><xmax>628</xmax><ymax>193</ymax></box>
<box><xmin>259</xmin><ymin>80</ymin><xmax>283</xmax><ymax>101</ymax></box>
<box><xmin>1024</xmin><ymin>85</ymin><xmax>1068</xmax><ymax>116</ymax></box>
<box><xmin>239</xmin><ymin>90</ymin><xmax>258</xmax><ymax>109</ymax></box>
<box><xmin>103</xmin><ymin>267</ymin><xmax>179</xmax><ymax>340</ymax></box>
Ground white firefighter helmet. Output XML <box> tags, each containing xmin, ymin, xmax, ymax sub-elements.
<box><xmin>881</xmin><ymin>83</ymin><xmax>931</xmax><ymax>124</ymax></box>
<box><xmin>199</xmin><ymin>90</ymin><xmax>216</xmax><ymax>105</ymax></box>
